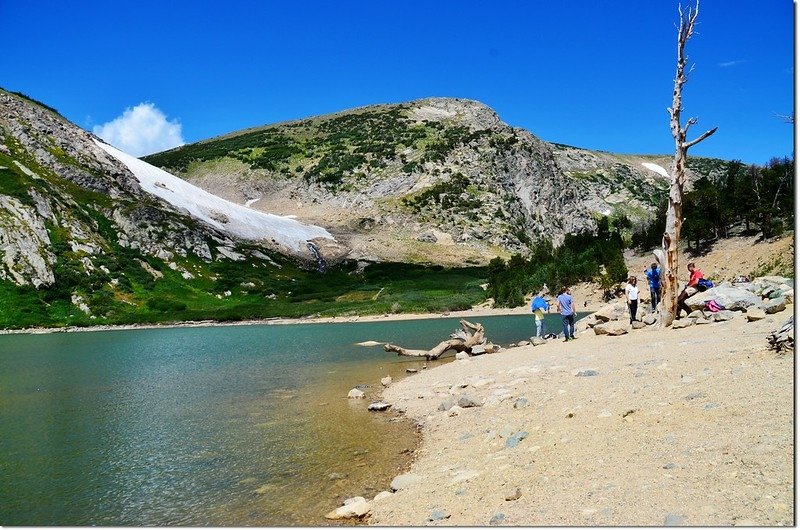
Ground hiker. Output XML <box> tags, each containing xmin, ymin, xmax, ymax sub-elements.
<box><xmin>530</xmin><ymin>293</ymin><xmax>550</xmax><ymax>338</ymax></box>
<box><xmin>625</xmin><ymin>276</ymin><xmax>640</xmax><ymax>324</ymax></box>
<box><xmin>676</xmin><ymin>262</ymin><xmax>703</xmax><ymax>318</ymax></box>
<box><xmin>556</xmin><ymin>286</ymin><xmax>576</xmax><ymax>341</ymax></box>
<box><xmin>645</xmin><ymin>263</ymin><xmax>661</xmax><ymax>312</ymax></box>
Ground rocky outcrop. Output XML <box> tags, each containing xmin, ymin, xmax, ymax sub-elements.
<box><xmin>0</xmin><ymin>196</ymin><xmax>55</xmax><ymax>286</ymax></box>
<box><xmin>686</xmin><ymin>277</ymin><xmax>793</xmax><ymax>315</ymax></box>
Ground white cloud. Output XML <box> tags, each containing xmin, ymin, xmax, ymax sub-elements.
<box><xmin>718</xmin><ymin>60</ymin><xmax>745</xmax><ymax>68</ymax></box>
<box><xmin>92</xmin><ymin>102</ymin><xmax>185</xmax><ymax>157</ymax></box>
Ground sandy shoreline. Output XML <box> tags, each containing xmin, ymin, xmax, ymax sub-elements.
<box><xmin>366</xmin><ymin>306</ymin><xmax>795</xmax><ymax>526</ymax></box>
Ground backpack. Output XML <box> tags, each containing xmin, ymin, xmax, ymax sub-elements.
<box><xmin>705</xmin><ymin>299</ymin><xmax>724</xmax><ymax>313</ymax></box>
<box><xmin>697</xmin><ymin>278</ymin><xmax>714</xmax><ymax>291</ymax></box>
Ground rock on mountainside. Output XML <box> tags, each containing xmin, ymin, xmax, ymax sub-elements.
<box><xmin>145</xmin><ymin>97</ymin><xmax>733</xmax><ymax>266</ymax></box>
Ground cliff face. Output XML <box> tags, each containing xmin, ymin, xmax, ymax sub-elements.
<box><xmin>0</xmin><ymin>90</ymin><xmax>313</xmax><ymax>290</ymax></box>
<box><xmin>146</xmin><ymin>97</ymin><xmax>724</xmax><ymax>265</ymax></box>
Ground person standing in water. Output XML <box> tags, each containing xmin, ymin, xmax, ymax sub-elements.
<box><xmin>557</xmin><ymin>286</ymin><xmax>576</xmax><ymax>341</ymax></box>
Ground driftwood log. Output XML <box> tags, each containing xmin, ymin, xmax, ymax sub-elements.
<box><xmin>383</xmin><ymin>319</ymin><xmax>495</xmax><ymax>360</ymax></box>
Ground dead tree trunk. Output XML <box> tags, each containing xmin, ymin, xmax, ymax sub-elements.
<box><xmin>383</xmin><ymin>319</ymin><xmax>492</xmax><ymax>360</ymax></box>
<box><xmin>660</xmin><ymin>0</ymin><xmax>717</xmax><ymax>327</ymax></box>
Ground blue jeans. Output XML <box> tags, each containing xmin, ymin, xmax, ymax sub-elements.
<box><xmin>562</xmin><ymin>314</ymin><xmax>575</xmax><ymax>339</ymax></box>
<box><xmin>536</xmin><ymin>319</ymin><xmax>544</xmax><ymax>337</ymax></box>
<box><xmin>650</xmin><ymin>287</ymin><xmax>660</xmax><ymax>311</ymax></box>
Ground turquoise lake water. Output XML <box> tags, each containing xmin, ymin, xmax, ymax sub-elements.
<box><xmin>0</xmin><ymin>314</ymin><xmax>564</xmax><ymax>526</ymax></box>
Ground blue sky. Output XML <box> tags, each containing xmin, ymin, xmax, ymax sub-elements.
<box><xmin>1</xmin><ymin>1</ymin><xmax>794</xmax><ymax>163</ymax></box>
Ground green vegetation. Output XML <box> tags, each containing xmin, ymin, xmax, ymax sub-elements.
<box><xmin>0</xmin><ymin>243</ymin><xmax>489</xmax><ymax>329</ymax></box>
<box><xmin>402</xmin><ymin>172</ymin><xmax>483</xmax><ymax>218</ymax></box>
<box><xmin>143</xmin><ymin>105</ymin><xmax>494</xmax><ymax>190</ymax></box>
<box><xmin>487</xmin><ymin>217</ymin><xmax>628</xmax><ymax>307</ymax></box>
<box><xmin>632</xmin><ymin>156</ymin><xmax>794</xmax><ymax>251</ymax></box>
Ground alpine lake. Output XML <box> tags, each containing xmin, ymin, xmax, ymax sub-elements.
<box><xmin>0</xmin><ymin>313</ymin><xmax>566</xmax><ymax>526</ymax></box>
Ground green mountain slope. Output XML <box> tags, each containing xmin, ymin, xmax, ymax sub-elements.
<box><xmin>144</xmin><ymin>98</ymin><xmax>736</xmax><ymax>266</ymax></box>
<box><xmin>0</xmin><ymin>91</ymin><xmax>486</xmax><ymax>329</ymax></box>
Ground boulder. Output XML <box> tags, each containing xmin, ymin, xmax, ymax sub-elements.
<box><xmin>594</xmin><ymin>302</ymin><xmax>625</xmax><ymax>322</ymax></box>
<box><xmin>581</xmin><ymin>314</ymin><xmax>598</xmax><ymax>327</ymax></box>
<box><xmin>373</xmin><ymin>491</ymin><xmax>393</xmax><ymax>502</ymax></box>
<box><xmin>688</xmin><ymin>309</ymin><xmax>706</xmax><ymax>319</ymax></box>
<box><xmin>593</xmin><ymin>321</ymin><xmax>629</xmax><ymax>336</ymax></box>
<box><xmin>380</xmin><ymin>376</ymin><xmax>392</xmax><ymax>386</ymax></box>
<box><xmin>695</xmin><ymin>317</ymin><xmax>712</xmax><ymax>325</ymax></box>
<box><xmin>642</xmin><ymin>313</ymin><xmax>657</xmax><ymax>325</ymax></box>
<box><xmin>531</xmin><ymin>337</ymin><xmax>547</xmax><ymax>346</ymax></box>
<box><xmin>763</xmin><ymin>296</ymin><xmax>787</xmax><ymax>314</ymax></box>
<box><xmin>686</xmin><ymin>286</ymin><xmax>762</xmax><ymax>312</ymax></box>
<box><xmin>455</xmin><ymin>351</ymin><xmax>470</xmax><ymax>360</ymax></box>
<box><xmin>367</xmin><ymin>401</ymin><xmax>391</xmax><ymax>411</ymax></box>
<box><xmin>672</xmin><ymin>318</ymin><xmax>694</xmax><ymax>329</ymax></box>
<box><xmin>347</xmin><ymin>388</ymin><xmax>365</xmax><ymax>399</ymax></box>
<box><xmin>712</xmin><ymin>310</ymin><xmax>736</xmax><ymax>322</ymax></box>
<box><xmin>457</xmin><ymin>394</ymin><xmax>482</xmax><ymax>408</ymax></box>
<box><xmin>325</xmin><ymin>496</ymin><xmax>371</xmax><ymax>520</ymax></box>
<box><xmin>631</xmin><ymin>320</ymin><xmax>647</xmax><ymax>329</ymax></box>
<box><xmin>438</xmin><ymin>399</ymin><xmax>455</xmax><ymax>411</ymax></box>
<box><xmin>746</xmin><ymin>307</ymin><xmax>767</xmax><ymax>321</ymax></box>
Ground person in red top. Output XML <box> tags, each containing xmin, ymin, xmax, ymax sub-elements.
<box><xmin>676</xmin><ymin>262</ymin><xmax>703</xmax><ymax>318</ymax></box>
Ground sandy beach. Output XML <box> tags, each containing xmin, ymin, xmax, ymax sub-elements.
<box><xmin>367</xmin><ymin>306</ymin><xmax>794</xmax><ymax>526</ymax></box>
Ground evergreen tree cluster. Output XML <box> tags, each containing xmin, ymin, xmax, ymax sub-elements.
<box><xmin>632</xmin><ymin>157</ymin><xmax>794</xmax><ymax>251</ymax></box>
<box><xmin>487</xmin><ymin>216</ymin><xmax>629</xmax><ymax>308</ymax></box>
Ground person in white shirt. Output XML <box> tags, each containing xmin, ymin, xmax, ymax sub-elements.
<box><xmin>625</xmin><ymin>276</ymin><xmax>640</xmax><ymax>324</ymax></box>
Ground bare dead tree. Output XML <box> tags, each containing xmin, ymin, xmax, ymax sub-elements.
<box><xmin>657</xmin><ymin>0</ymin><xmax>718</xmax><ymax>327</ymax></box>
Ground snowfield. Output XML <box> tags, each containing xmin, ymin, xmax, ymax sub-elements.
<box><xmin>641</xmin><ymin>162</ymin><xmax>670</xmax><ymax>178</ymax></box>
<box><xmin>94</xmin><ymin>139</ymin><xmax>335</xmax><ymax>254</ymax></box>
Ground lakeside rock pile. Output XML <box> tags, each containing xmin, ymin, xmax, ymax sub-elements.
<box><xmin>578</xmin><ymin>276</ymin><xmax>793</xmax><ymax>336</ymax></box>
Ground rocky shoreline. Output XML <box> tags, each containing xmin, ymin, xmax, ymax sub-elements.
<box><xmin>325</xmin><ymin>276</ymin><xmax>794</xmax><ymax>525</ymax></box>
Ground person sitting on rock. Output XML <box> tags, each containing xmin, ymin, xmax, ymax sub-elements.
<box><xmin>676</xmin><ymin>262</ymin><xmax>703</xmax><ymax>318</ymax></box>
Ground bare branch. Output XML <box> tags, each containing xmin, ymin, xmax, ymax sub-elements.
<box><xmin>683</xmin><ymin>127</ymin><xmax>718</xmax><ymax>149</ymax></box>
<box><xmin>683</xmin><ymin>116</ymin><xmax>698</xmax><ymax>135</ymax></box>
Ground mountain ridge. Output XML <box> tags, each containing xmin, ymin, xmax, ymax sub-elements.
<box><xmin>143</xmin><ymin>97</ymin><xmax>733</xmax><ymax>266</ymax></box>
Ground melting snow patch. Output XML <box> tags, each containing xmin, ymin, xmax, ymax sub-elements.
<box><xmin>641</xmin><ymin>162</ymin><xmax>669</xmax><ymax>178</ymax></box>
<box><xmin>94</xmin><ymin>139</ymin><xmax>334</xmax><ymax>253</ymax></box>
